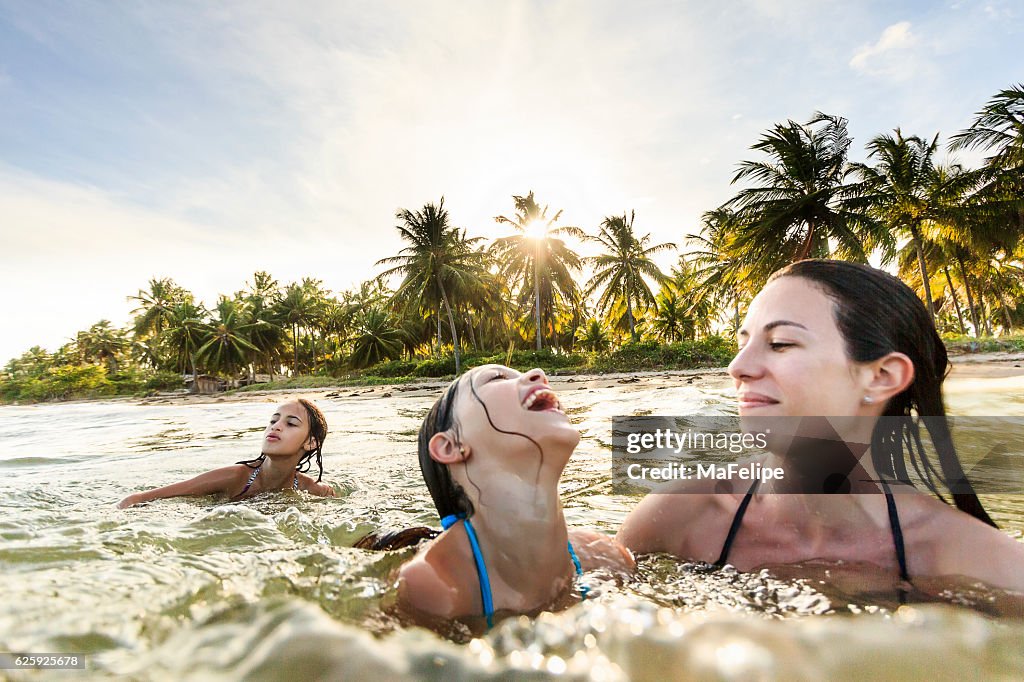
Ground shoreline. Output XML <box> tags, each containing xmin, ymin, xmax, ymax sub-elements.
<box><xmin>5</xmin><ymin>351</ymin><xmax>1023</xmax><ymax>409</ymax></box>
<box><xmin>86</xmin><ymin>351</ymin><xmax>1024</xmax><ymax>407</ymax></box>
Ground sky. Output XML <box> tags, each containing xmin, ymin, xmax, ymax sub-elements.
<box><xmin>1</xmin><ymin>0</ymin><xmax>1022</xmax><ymax>364</ymax></box>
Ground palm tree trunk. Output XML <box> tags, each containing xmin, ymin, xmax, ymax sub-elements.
<box><xmin>464</xmin><ymin>312</ymin><xmax>478</xmax><ymax>350</ymax></box>
<box><xmin>912</xmin><ymin>228</ymin><xmax>936</xmax><ymax>322</ymax></box>
<box><xmin>994</xmin><ymin>283</ymin><xmax>1014</xmax><ymax>333</ymax></box>
<box><xmin>734</xmin><ymin>293</ymin><xmax>741</xmax><ymax>336</ymax></box>
<box><xmin>189</xmin><ymin>352</ymin><xmax>198</xmax><ymax>394</ymax></box>
<box><xmin>943</xmin><ymin>266</ymin><xmax>967</xmax><ymax>336</ymax></box>
<box><xmin>437</xmin><ymin>274</ymin><xmax>461</xmax><ymax>374</ymax></box>
<box><xmin>627</xmin><ymin>295</ymin><xmax>637</xmax><ymax>343</ymax></box>
<box><xmin>292</xmin><ymin>323</ymin><xmax>300</xmax><ymax>376</ymax></box>
<box><xmin>956</xmin><ymin>255</ymin><xmax>980</xmax><ymax>338</ymax></box>
<box><xmin>534</xmin><ymin>255</ymin><xmax>542</xmax><ymax>351</ymax></box>
<box><xmin>436</xmin><ymin>309</ymin><xmax>442</xmax><ymax>357</ymax></box>
<box><xmin>796</xmin><ymin>220</ymin><xmax>816</xmax><ymax>261</ymax></box>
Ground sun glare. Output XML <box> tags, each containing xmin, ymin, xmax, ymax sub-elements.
<box><xmin>524</xmin><ymin>219</ymin><xmax>549</xmax><ymax>240</ymax></box>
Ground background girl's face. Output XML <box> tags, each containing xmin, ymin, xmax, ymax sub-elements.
<box><xmin>262</xmin><ymin>400</ymin><xmax>313</xmax><ymax>457</ymax></box>
<box><xmin>453</xmin><ymin>364</ymin><xmax>580</xmax><ymax>458</ymax></box>
<box><xmin>728</xmin><ymin>277</ymin><xmax>871</xmax><ymax>418</ymax></box>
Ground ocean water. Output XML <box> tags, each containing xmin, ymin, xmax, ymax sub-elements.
<box><xmin>1</xmin><ymin>372</ymin><xmax>1022</xmax><ymax>680</ymax></box>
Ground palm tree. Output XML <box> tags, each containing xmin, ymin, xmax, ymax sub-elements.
<box><xmin>584</xmin><ymin>211</ymin><xmax>675</xmax><ymax>343</ymax></box>
<box><xmin>851</xmin><ymin>130</ymin><xmax>943</xmax><ymax>319</ymax></box>
<box><xmin>77</xmin><ymin>321</ymin><xmax>128</xmax><ymax>374</ymax></box>
<box><xmin>164</xmin><ymin>300</ymin><xmax>208</xmax><ymax>390</ymax></box>
<box><xmin>377</xmin><ymin>198</ymin><xmax>484</xmax><ymax>374</ymax></box>
<box><xmin>687</xmin><ymin>208</ymin><xmax>755</xmax><ymax>336</ymax></box>
<box><xmin>129</xmin><ymin>278</ymin><xmax>188</xmax><ymax>339</ymax></box>
<box><xmin>724</xmin><ymin>112</ymin><xmax>884</xmax><ymax>282</ymax></box>
<box><xmin>242</xmin><ymin>272</ymin><xmax>286</xmax><ymax>379</ymax></box>
<box><xmin>652</xmin><ymin>257</ymin><xmax>714</xmax><ymax>342</ymax></box>
<box><xmin>198</xmin><ymin>297</ymin><xmax>258</xmax><ymax>378</ymax></box>
<box><xmin>949</xmin><ymin>83</ymin><xmax>1024</xmax><ymax>176</ymax></box>
<box><xmin>575</xmin><ymin>319</ymin><xmax>611</xmax><ymax>353</ymax></box>
<box><xmin>492</xmin><ymin>191</ymin><xmax>584</xmax><ymax>350</ymax></box>
<box><xmin>348</xmin><ymin>306</ymin><xmax>405</xmax><ymax>369</ymax></box>
<box><xmin>276</xmin><ymin>282</ymin><xmax>319</xmax><ymax>375</ymax></box>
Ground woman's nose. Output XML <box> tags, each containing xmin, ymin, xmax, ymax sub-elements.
<box><xmin>728</xmin><ymin>343</ymin><xmax>762</xmax><ymax>381</ymax></box>
<box><xmin>523</xmin><ymin>368</ymin><xmax>548</xmax><ymax>385</ymax></box>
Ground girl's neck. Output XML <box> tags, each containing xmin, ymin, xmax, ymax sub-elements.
<box><xmin>460</xmin><ymin>468</ymin><xmax>573</xmax><ymax>599</ymax></box>
<box><xmin>255</xmin><ymin>453</ymin><xmax>301</xmax><ymax>489</ymax></box>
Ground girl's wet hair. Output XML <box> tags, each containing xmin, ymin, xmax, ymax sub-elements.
<box><xmin>418</xmin><ymin>378</ymin><xmax>476</xmax><ymax>520</ymax></box>
<box><xmin>419</xmin><ymin>368</ymin><xmax>545</xmax><ymax>520</ymax></box>
<box><xmin>771</xmin><ymin>259</ymin><xmax>996</xmax><ymax>527</ymax></box>
<box><xmin>238</xmin><ymin>398</ymin><xmax>328</xmax><ymax>482</ymax></box>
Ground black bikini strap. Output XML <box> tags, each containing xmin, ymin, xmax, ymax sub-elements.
<box><xmin>879</xmin><ymin>480</ymin><xmax>910</xmax><ymax>583</ymax></box>
<box><xmin>714</xmin><ymin>479</ymin><xmax>760</xmax><ymax>567</ymax></box>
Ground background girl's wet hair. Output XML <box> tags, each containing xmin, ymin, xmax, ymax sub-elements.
<box><xmin>771</xmin><ymin>259</ymin><xmax>996</xmax><ymax>527</ymax></box>
<box><xmin>238</xmin><ymin>398</ymin><xmax>329</xmax><ymax>482</ymax></box>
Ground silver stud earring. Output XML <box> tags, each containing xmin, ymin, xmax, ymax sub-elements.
<box><xmin>459</xmin><ymin>446</ymin><xmax>465</xmax><ymax>455</ymax></box>
<box><xmin>862</xmin><ymin>395</ymin><xmax>874</xmax><ymax>405</ymax></box>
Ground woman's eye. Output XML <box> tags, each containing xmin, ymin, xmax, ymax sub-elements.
<box><xmin>769</xmin><ymin>342</ymin><xmax>794</xmax><ymax>350</ymax></box>
<box><xmin>488</xmin><ymin>372</ymin><xmax>506</xmax><ymax>382</ymax></box>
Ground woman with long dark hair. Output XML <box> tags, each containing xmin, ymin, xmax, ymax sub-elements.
<box><xmin>618</xmin><ymin>260</ymin><xmax>1024</xmax><ymax>592</ymax></box>
<box><xmin>396</xmin><ymin>365</ymin><xmax>633</xmax><ymax>629</ymax></box>
<box><xmin>118</xmin><ymin>398</ymin><xmax>333</xmax><ymax>507</ymax></box>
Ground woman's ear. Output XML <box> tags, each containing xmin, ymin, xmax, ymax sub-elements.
<box><xmin>865</xmin><ymin>351</ymin><xmax>915</xmax><ymax>403</ymax></box>
<box><xmin>428</xmin><ymin>432</ymin><xmax>469</xmax><ymax>464</ymax></box>
<box><xmin>303</xmin><ymin>434</ymin><xmax>320</xmax><ymax>453</ymax></box>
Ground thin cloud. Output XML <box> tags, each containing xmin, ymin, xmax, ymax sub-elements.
<box><xmin>849</xmin><ymin>21</ymin><xmax>920</xmax><ymax>80</ymax></box>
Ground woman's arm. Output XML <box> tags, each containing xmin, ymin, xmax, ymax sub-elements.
<box><xmin>117</xmin><ymin>466</ymin><xmax>245</xmax><ymax>508</ymax></box>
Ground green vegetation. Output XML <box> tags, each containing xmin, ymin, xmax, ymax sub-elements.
<box><xmin>4</xmin><ymin>84</ymin><xmax>1023</xmax><ymax>404</ymax></box>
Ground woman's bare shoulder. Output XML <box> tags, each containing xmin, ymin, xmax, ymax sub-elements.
<box><xmin>905</xmin><ymin>496</ymin><xmax>1024</xmax><ymax>591</ymax></box>
<box><xmin>617</xmin><ymin>482</ymin><xmax>743</xmax><ymax>560</ymax></box>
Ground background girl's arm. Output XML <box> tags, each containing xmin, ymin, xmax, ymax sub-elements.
<box><xmin>117</xmin><ymin>466</ymin><xmax>246</xmax><ymax>508</ymax></box>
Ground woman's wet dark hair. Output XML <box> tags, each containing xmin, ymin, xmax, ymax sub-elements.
<box><xmin>357</xmin><ymin>369</ymin><xmax>545</xmax><ymax>551</ymax></box>
<box><xmin>238</xmin><ymin>398</ymin><xmax>328</xmax><ymax>482</ymax></box>
<box><xmin>771</xmin><ymin>259</ymin><xmax>996</xmax><ymax>527</ymax></box>
<box><xmin>419</xmin><ymin>376</ymin><xmax>476</xmax><ymax>520</ymax></box>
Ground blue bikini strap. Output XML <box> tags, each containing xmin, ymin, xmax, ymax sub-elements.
<box><xmin>441</xmin><ymin>513</ymin><xmax>495</xmax><ymax>628</ymax></box>
<box><xmin>439</xmin><ymin>514</ymin><xmax>588</xmax><ymax>628</ymax></box>
<box><xmin>567</xmin><ymin>541</ymin><xmax>590</xmax><ymax>599</ymax></box>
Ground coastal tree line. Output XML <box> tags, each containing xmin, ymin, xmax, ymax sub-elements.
<box><xmin>4</xmin><ymin>84</ymin><xmax>1023</xmax><ymax>401</ymax></box>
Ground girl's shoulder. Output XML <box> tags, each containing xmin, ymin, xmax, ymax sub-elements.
<box><xmin>397</xmin><ymin>530</ymin><xmax>476</xmax><ymax>618</ymax></box>
<box><xmin>294</xmin><ymin>472</ymin><xmax>336</xmax><ymax>497</ymax></box>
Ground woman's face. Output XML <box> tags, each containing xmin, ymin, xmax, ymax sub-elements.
<box><xmin>263</xmin><ymin>400</ymin><xmax>314</xmax><ymax>457</ymax></box>
<box><xmin>728</xmin><ymin>277</ymin><xmax>872</xmax><ymax>418</ymax></box>
<box><xmin>452</xmin><ymin>364</ymin><xmax>580</xmax><ymax>457</ymax></box>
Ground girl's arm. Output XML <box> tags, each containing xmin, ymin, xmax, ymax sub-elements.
<box><xmin>117</xmin><ymin>466</ymin><xmax>246</xmax><ymax>508</ymax></box>
<box><xmin>568</xmin><ymin>529</ymin><xmax>636</xmax><ymax>574</ymax></box>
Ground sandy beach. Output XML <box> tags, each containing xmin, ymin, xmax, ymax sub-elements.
<box><xmin>130</xmin><ymin>351</ymin><xmax>1024</xmax><ymax>407</ymax></box>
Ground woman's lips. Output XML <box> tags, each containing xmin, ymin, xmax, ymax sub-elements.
<box><xmin>266</xmin><ymin>434</ymin><xmax>280</xmax><ymax>441</ymax></box>
<box><xmin>737</xmin><ymin>393</ymin><xmax>779</xmax><ymax>409</ymax></box>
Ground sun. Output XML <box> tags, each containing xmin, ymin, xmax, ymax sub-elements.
<box><xmin>524</xmin><ymin>219</ymin><xmax>549</xmax><ymax>240</ymax></box>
